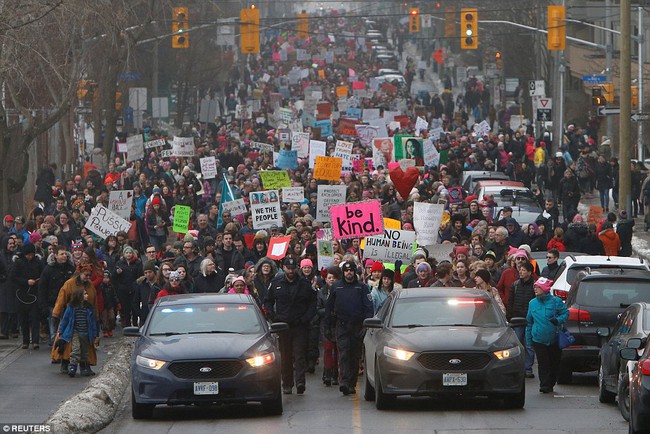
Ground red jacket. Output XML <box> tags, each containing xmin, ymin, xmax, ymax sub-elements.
<box><xmin>547</xmin><ymin>238</ymin><xmax>566</xmax><ymax>252</ymax></box>
<box><xmin>599</xmin><ymin>229</ymin><xmax>621</xmax><ymax>256</ymax></box>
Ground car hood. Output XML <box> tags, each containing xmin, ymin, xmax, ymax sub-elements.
<box><xmin>136</xmin><ymin>333</ymin><xmax>270</xmax><ymax>361</ymax></box>
<box><xmin>386</xmin><ymin>326</ymin><xmax>518</xmax><ymax>352</ymax></box>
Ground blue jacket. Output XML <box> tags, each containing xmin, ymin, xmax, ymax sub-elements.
<box><xmin>59</xmin><ymin>304</ymin><xmax>98</xmax><ymax>343</ymax></box>
<box><xmin>526</xmin><ymin>293</ymin><xmax>569</xmax><ymax>346</ymax></box>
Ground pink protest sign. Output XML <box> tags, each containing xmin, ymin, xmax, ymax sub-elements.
<box><xmin>330</xmin><ymin>200</ymin><xmax>384</xmax><ymax>239</ymax></box>
<box><xmin>352</xmin><ymin>81</ymin><xmax>365</xmax><ymax>90</ymax></box>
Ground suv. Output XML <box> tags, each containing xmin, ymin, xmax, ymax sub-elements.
<box><xmin>551</xmin><ymin>255</ymin><xmax>650</xmax><ymax>301</ymax></box>
<box><xmin>559</xmin><ymin>269</ymin><xmax>650</xmax><ymax>384</ymax></box>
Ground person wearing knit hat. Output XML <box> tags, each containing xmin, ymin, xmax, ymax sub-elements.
<box><xmin>367</xmin><ymin>261</ymin><xmax>384</xmax><ymax>289</ymax></box>
<box><xmin>526</xmin><ymin>276</ymin><xmax>569</xmax><ymax>393</ymax></box>
<box><xmin>29</xmin><ymin>231</ymin><xmax>42</xmax><ymax>244</ymax></box>
<box><xmin>407</xmin><ymin>262</ymin><xmax>434</xmax><ymax>288</ymax></box>
<box><xmin>155</xmin><ymin>270</ymin><xmax>186</xmax><ymax>301</ymax></box>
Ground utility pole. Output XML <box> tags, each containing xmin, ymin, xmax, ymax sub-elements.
<box><xmin>619</xmin><ymin>0</ymin><xmax>632</xmax><ymax>214</ymax></box>
<box><xmin>605</xmin><ymin>0</ymin><xmax>613</xmax><ymax>142</ymax></box>
<box><xmin>638</xmin><ymin>6</ymin><xmax>645</xmax><ymax>161</ymax></box>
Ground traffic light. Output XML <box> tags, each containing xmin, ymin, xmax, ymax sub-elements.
<box><xmin>240</xmin><ymin>8</ymin><xmax>260</xmax><ymax>54</ymax></box>
<box><xmin>495</xmin><ymin>52</ymin><xmax>502</xmax><ymax>69</ymax></box>
<box><xmin>592</xmin><ymin>87</ymin><xmax>606</xmax><ymax>106</ymax></box>
<box><xmin>297</xmin><ymin>13</ymin><xmax>308</xmax><ymax>39</ymax></box>
<box><xmin>602</xmin><ymin>83</ymin><xmax>614</xmax><ymax>103</ymax></box>
<box><xmin>632</xmin><ymin>86</ymin><xmax>639</xmax><ymax>108</ymax></box>
<box><xmin>547</xmin><ymin>5</ymin><xmax>566</xmax><ymax>51</ymax></box>
<box><xmin>409</xmin><ymin>8</ymin><xmax>420</xmax><ymax>33</ymax></box>
<box><xmin>460</xmin><ymin>8</ymin><xmax>478</xmax><ymax>49</ymax></box>
<box><xmin>172</xmin><ymin>7</ymin><xmax>189</xmax><ymax>49</ymax></box>
<box><xmin>115</xmin><ymin>91</ymin><xmax>123</xmax><ymax>111</ymax></box>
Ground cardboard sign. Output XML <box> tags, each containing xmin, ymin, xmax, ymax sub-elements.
<box><xmin>200</xmin><ymin>157</ymin><xmax>218</xmax><ymax>179</ymax></box>
<box><xmin>314</xmin><ymin>156</ymin><xmax>343</xmax><ymax>181</ymax></box>
<box><xmin>336</xmin><ymin>86</ymin><xmax>349</xmax><ymax>97</ymax></box>
<box><xmin>116</xmin><ymin>142</ymin><xmax>127</xmax><ymax>154</ymax></box>
<box><xmin>317</xmin><ymin>239</ymin><xmax>334</xmax><ymax>270</ymax></box>
<box><xmin>338</xmin><ymin>118</ymin><xmax>360</xmax><ymax>136</ymax></box>
<box><xmin>267</xmin><ymin>235</ymin><xmax>291</xmax><ymax>260</ymax></box>
<box><xmin>85</xmin><ymin>205</ymin><xmax>131</xmax><ymax>240</ymax></box>
<box><xmin>330</xmin><ymin>200</ymin><xmax>384</xmax><ymax>239</ymax></box>
<box><xmin>221</xmin><ymin>198</ymin><xmax>248</xmax><ymax>218</ymax></box>
<box><xmin>145</xmin><ymin>138</ymin><xmax>166</xmax><ymax>149</ymax></box>
<box><xmin>126</xmin><ymin>135</ymin><xmax>144</xmax><ymax>161</ymax></box>
<box><xmin>309</xmin><ymin>140</ymin><xmax>327</xmax><ymax>169</ymax></box>
<box><xmin>333</xmin><ymin>140</ymin><xmax>354</xmax><ymax>174</ymax></box>
<box><xmin>250</xmin><ymin>141</ymin><xmax>274</xmax><ymax>154</ymax></box>
<box><xmin>372</xmin><ymin>137</ymin><xmax>394</xmax><ymax>168</ymax></box>
<box><xmin>276</xmin><ymin>149</ymin><xmax>298</xmax><ymax>170</ymax></box>
<box><xmin>108</xmin><ymin>190</ymin><xmax>133</xmax><ymax>220</ymax></box>
<box><xmin>260</xmin><ymin>171</ymin><xmax>292</xmax><ymax>190</ymax></box>
<box><xmin>250</xmin><ymin>190</ymin><xmax>282</xmax><ymax>229</ymax></box>
<box><xmin>172</xmin><ymin>205</ymin><xmax>192</xmax><ymax>234</ymax></box>
<box><xmin>364</xmin><ymin>229</ymin><xmax>417</xmax><ymax>263</ymax></box>
<box><xmin>355</xmin><ymin>125</ymin><xmax>379</xmax><ymax>146</ymax></box>
<box><xmin>413</xmin><ymin>202</ymin><xmax>445</xmax><ymax>245</ymax></box>
<box><xmin>282</xmin><ymin>186</ymin><xmax>305</xmax><ymax>203</ymax></box>
<box><xmin>172</xmin><ymin>136</ymin><xmax>195</xmax><ymax>157</ymax></box>
<box><xmin>316</xmin><ymin>185</ymin><xmax>347</xmax><ymax>222</ymax></box>
<box><xmin>291</xmin><ymin>131</ymin><xmax>310</xmax><ymax>158</ymax></box>
<box><xmin>314</xmin><ymin>119</ymin><xmax>333</xmax><ymax>136</ymax></box>
<box><xmin>422</xmin><ymin>139</ymin><xmax>440</xmax><ymax>168</ymax></box>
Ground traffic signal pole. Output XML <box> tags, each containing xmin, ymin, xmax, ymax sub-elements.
<box><xmin>620</xmin><ymin>0</ymin><xmax>632</xmax><ymax>215</ymax></box>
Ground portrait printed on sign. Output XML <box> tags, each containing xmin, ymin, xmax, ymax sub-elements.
<box><xmin>400</xmin><ymin>137</ymin><xmax>424</xmax><ymax>166</ymax></box>
<box><xmin>372</xmin><ymin>138</ymin><xmax>393</xmax><ymax>168</ymax></box>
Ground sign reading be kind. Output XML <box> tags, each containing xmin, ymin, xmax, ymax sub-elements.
<box><xmin>329</xmin><ymin>200</ymin><xmax>384</xmax><ymax>239</ymax></box>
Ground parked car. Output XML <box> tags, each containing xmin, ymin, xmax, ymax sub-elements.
<box><xmin>597</xmin><ymin>302</ymin><xmax>650</xmax><ymax>420</ymax></box>
<box><xmin>472</xmin><ymin>180</ymin><xmax>530</xmax><ymax>204</ymax></box>
<box><xmin>461</xmin><ymin>171</ymin><xmax>510</xmax><ymax>194</ymax></box>
<box><xmin>559</xmin><ymin>269</ymin><xmax>650</xmax><ymax>384</ymax></box>
<box><xmin>126</xmin><ymin>293</ymin><xmax>288</xmax><ymax>419</ymax></box>
<box><xmin>363</xmin><ymin>287</ymin><xmax>526</xmax><ymax>410</ymax></box>
<box><xmin>619</xmin><ymin>337</ymin><xmax>650</xmax><ymax>433</ymax></box>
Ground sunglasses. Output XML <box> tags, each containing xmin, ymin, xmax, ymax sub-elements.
<box><xmin>546</xmin><ymin>256</ymin><xmax>556</xmax><ymax>259</ymax></box>
<box><xmin>169</xmin><ymin>278</ymin><xmax>180</xmax><ymax>282</ymax></box>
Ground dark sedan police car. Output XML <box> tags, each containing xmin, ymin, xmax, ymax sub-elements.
<box><xmin>363</xmin><ymin>288</ymin><xmax>526</xmax><ymax>410</ymax></box>
<box><xmin>125</xmin><ymin>293</ymin><xmax>288</xmax><ymax>419</ymax></box>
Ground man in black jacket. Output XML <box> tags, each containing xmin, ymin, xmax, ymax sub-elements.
<box><xmin>214</xmin><ymin>232</ymin><xmax>244</xmax><ymax>287</ymax></box>
<box><xmin>541</xmin><ymin>249</ymin><xmax>562</xmax><ymax>281</ymax></box>
<box><xmin>12</xmin><ymin>244</ymin><xmax>45</xmax><ymax>349</ymax></box>
<box><xmin>38</xmin><ymin>246</ymin><xmax>75</xmax><ymax>346</ymax></box>
<box><xmin>263</xmin><ymin>257</ymin><xmax>316</xmax><ymax>396</ymax></box>
<box><xmin>507</xmin><ymin>261</ymin><xmax>536</xmax><ymax>377</ymax></box>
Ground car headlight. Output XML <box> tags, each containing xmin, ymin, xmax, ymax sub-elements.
<box><xmin>246</xmin><ymin>352</ymin><xmax>276</xmax><ymax>367</ymax></box>
<box><xmin>493</xmin><ymin>346</ymin><xmax>521</xmax><ymax>360</ymax></box>
<box><xmin>383</xmin><ymin>346</ymin><xmax>415</xmax><ymax>361</ymax></box>
<box><xmin>136</xmin><ymin>355</ymin><xmax>167</xmax><ymax>370</ymax></box>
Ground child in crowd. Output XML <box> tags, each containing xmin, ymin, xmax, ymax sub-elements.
<box><xmin>57</xmin><ymin>287</ymin><xmax>98</xmax><ymax>377</ymax></box>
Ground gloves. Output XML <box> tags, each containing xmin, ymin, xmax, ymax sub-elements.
<box><xmin>549</xmin><ymin>317</ymin><xmax>559</xmax><ymax>326</ymax></box>
<box><xmin>395</xmin><ymin>260</ymin><xmax>403</xmax><ymax>270</ymax></box>
<box><xmin>55</xmin><ymin>339</ymin><xmax>66</xmax><ymax>355</ymax></box>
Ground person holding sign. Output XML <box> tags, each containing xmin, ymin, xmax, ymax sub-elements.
<box><xmin>146</xmin><ymin>197</ymin><xmax>170</xmax><ymax>251</ymax></box>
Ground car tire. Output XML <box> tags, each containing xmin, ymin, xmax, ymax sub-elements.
<box><xmin>598</xmin><ymin>365</ymin><xmax>616</xmax><ymax>404</ymax></box>
<box><xmin>131</xmin><ymin>389</ymin><xmax>154</xmax><ymax>420</ymax></box>
<box><xmin>364</xmin><ymin>363</ymin><xmax>376</xmax><ymax>402</ymax></box>
<box><xmin>557</xmin><ymin>363</ymin><xmax>573</xmax><ymax>384</ymax></box>
<box><xmin>261</xmin><ymin>394</ymin><xmax>283</xmax><ymax>416</ymax></box>
<box><xmin>618</xmin><ymin>374</ymin><xmax>631</xmax><ymax>421</ymax></box>
<box><xmin>503</xmin><ymin>382</ymin><xmax>526</xmax><ymax>409</ymax></box>
<box><xmin>374</xmin><ymin>365</ymin><xmax>395</xmax><ymax>410</ymax></box>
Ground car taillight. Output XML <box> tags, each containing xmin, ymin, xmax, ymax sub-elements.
<box><xmin>556</xmin><ymin>291</ymin><xmax>568</xmax><ymax>301</ymax></box>
<box><xmin>568</xmin><ymin>307</ymin><xmax>591</xmax><ymax>322</ymax></box>
<box><xmin>639</xmin><ymin>359</ymin><xmax>650</xmax><ymax>376</ymax></box>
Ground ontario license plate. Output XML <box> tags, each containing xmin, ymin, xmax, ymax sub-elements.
<box><xmin>442</xmin><ymin>373</ymin><xmax>467</xmax><ymax>386</ymax></box>
<box><xmin>193</xmin><ymin>382</ymin><xmax>219</xmax><ymax>395</ymax></box>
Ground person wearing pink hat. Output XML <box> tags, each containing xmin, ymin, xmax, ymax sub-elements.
<box><xmin>526</xmin><ymin>277</ymin><xmax>569</xmax><ymax>393</ymax></box>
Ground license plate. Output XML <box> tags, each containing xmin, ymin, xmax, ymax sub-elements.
<box><xmin>442</xmin><ymin>373</ymin><xmax>467</xmax><ymax>386</ymax></box>
<box><xmin>193</xmin><ymin>382</ymin><xmax>219</xmax><ymax>395</ymax></box>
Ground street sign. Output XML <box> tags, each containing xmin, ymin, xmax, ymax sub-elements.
<box><xmin>597</xmin><ymin>106</ymin><xmax>620</xmax><ymax>116</ymax></box>
<box><xmin>421</xmin><ymin>14</ymin><xmax>432</xmax><ymax>28</ymax></box>
<box><xmin>631</xmin><ymin>113</ymin><xmax>650</xmax><ymax>122</ymax></box>
<box><xmin>537</xmin><ymin>109</ymin><xmax>552</xmax><ymax>121</ymax></box>
<box><xmin>582</xmin><ymin>75</ymin><xmax>607</xmax><ymax>84</ymax></box>
<box><xmin>534</xmin><ymin>97</ymin><xmax>552</xmax><ymax>109</ymax></box>
<box><xmin>529</xmin><ymin>80</ymin><xmax>545</xmax><ymax>97</ymax></box>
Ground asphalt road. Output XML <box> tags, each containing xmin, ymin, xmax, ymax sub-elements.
<box><xmin>101</xmin><ymin>371</ymin><xmax>627</xmax><ymax>434</ymax></box>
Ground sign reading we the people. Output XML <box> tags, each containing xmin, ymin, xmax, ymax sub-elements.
<box><xmin>250</xmin><ymin>190</ymin><xmax>282</xmax><ymax>229</ymax></box>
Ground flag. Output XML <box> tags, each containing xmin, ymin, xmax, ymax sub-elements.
<box><xmin>216</xmin><ymin>174</ymin><xmax>235</xmax><ymax>229</ymax></box>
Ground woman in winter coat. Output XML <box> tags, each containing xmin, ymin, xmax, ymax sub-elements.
<box><xmin>546</xmin><ymin>227</ymin><xmax>566</xmax><ymax>252</ymax></box>
<box><xmin>146</xmin><ymin>197</ymin><xmax>170</xmax><ymax>251</ymax></box>
<box><xmin>526</xmin><ymin>277</ymin><xmax>569</xmax><ymax>393</ymax></box>
<box><xmin>598</xmin><ymin>221</ymin><xmax>621</xmax><ymax>256</ymax></box>
<box><xmin>0</xmin><ymin>236</ymin><xmax>17</xmax><ymax>338</ymax></box>
<box><xmin>113</xmin><ymin>246</ymin><xmax>143</xmax><ymax>327</ymax></box>
<box><xmin>194</xmin><ymin>258</ymin><xmax>222</xmax><ymax>293</ymax></box>
<box><xmin>155</xmin><ymin>271</ymin><xmax>187</xmax><ymax>300</ymax></box>
<box><xmin>563</xmin><ymin>214</ymin><xmax>588</xmax><ymax>252</ymax></box>
<box><xmin>318</xmin><ymin>266</ymin><xmax>341</xmax><ymax>387</ymax></box>
<box><xmin>253</xmin><ymin>257</ymin><xmax>277</xmax><ymax>303</ymax></box>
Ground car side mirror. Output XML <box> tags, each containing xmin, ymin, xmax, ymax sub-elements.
<box><xmin>627</xmin><ymin>338</ymin><xmax>644</xmax><ymax>349</ymax></box>
<box><xmin>364</xmin><ymin>318</ymin><xmax>383</xmax><ymax>329</ymax></box>
<box><xmin>620</xmin><ymin>348</ymin><xmax>640</xmax><ymax>361</ymax></box>
<box><xmin>596</xmin><ymin>327</ymin><xmax>610</xmax><ymax>338</ymax></box>
<box><xmin>508</xmin><ymin>317</ymin><xmax>527</xmax><ymax>328</ymax></box>
<box><xmin>269</xmin><ymin>322</ymin><xmax>289</xmax><ymax>333</ymax></box>
<box><xmin>123</xmin><ymin>326</ymin><xmax>141</xmax><ymax>337</ymax></box>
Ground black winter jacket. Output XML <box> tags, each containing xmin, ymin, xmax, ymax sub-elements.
<box><xmin>38</xmin><ymin>252</ymin><xmax>75</xmax><ymax>310</ymax></box>
<box><xmin>263</xmin><ymin>274</ymin><xmax>316</xmax><ymax>327</ymax></box>
<box><xmin>507</xmin><ymin>277</ymin><xmax>535</xmax><ymax>320</ymax></box>
<box><xmin>114</xmin><ymin>258</ymin><xmax>144</xmax><ymax>294</ymax></box>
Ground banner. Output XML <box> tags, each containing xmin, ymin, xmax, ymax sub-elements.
<box><xmin>282</xmin><ymin>187</ymin><xmax>305</xmax><ymax>203</ymax></box>
<box><xmin>291</xmin><ymin>131</ymin><xmax>310</xmax><ymax>158</ymax></box>
<box><xmin>267</xmin><ymin>235</ymin><xmax>291</xmax><ymax>260</ymax></box>
<box><xmin>200</xmin><ymin>157</ymin><xmax>218</xmax><ymax>179</ymax></box>
<box><xmin>108</xmin><ymin>190</ymin><xmax>133</xmax><ymax>220</ymax></box>
<box><xmin>364</xmin><ymin>229</ymin><xmax>417</xmax><ymax>263</ymax></box>
<box><xmin>250</xmin><ymin>190</ymin><xmax>282</xmax><ymax>229</ymax></box>
<box><xmin>85</xmin><ymin>205</ymin><xmax>131</xmax><ymax>240</ymax></box>
<box><xmin>314</xmin><ymin>156</ymin><xmax>342</xmax><ymax>181</ymax></box>
<box><xmin>330</xmin><ymin>200</ymin><xmax>384</xmax><ymax>239</ymax></box>
<box><xmin>126</xmin><ymin>135</ymin><xmax>144</xmax><ymax>161</ymax></box>
<box><xmin>276</xmin><ymin>149</ymin><xmax>298</xmax><ymax>170</ymax></box>
<box><xmin>172</xmin><ymin>136</ymin><xmax>195</xmax><ymax>157</ymax></box>
<box><xmin>260</xmin><ymin>171</ymin><xmax>291</xmax><ymax>190</ymax></box>
<box><xmin>172</xmin><ymin>205</ymin><xmax>192</xmax><ymax>234</ymax></box>
<box><xmin>413</xmin><ymin>202</ymin><xmax>445</xmax><ymax>245</ymax></box>
<box><xmin>316</xmin><ymin>185</ymin><xmax>347</xmax><ymax>222</ymax></box>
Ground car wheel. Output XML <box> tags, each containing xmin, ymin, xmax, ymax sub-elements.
<box><xmin>364</xmin><ymin>362</ymin><xmax>376</xmax><ymax>402</ymax></box>
<box><xmin>557</xmin><ymin>363</ymin><xmax>573</xmax><ymax>384</ymax></box>
<box><xmin>598</xmin><ymin>365</ymin><xmax>616</xmax><ymax>404</ymax></box>
<box><xmin>374</xmin><ymin>365</ymin><xmax>395</xmax><ymax>410</ymax></box>
<box><xmin>261</xmin><ymin>394</ymin><xmax>283</xmax><ymax>416</ymax></box>
<box><xmin>618</xmin><ymin>374</ymin><xmax>631</xmax><ymax>421</ymax></box>
<box><xmin>503</xmin><ymin>382</ymin><xmax>526</xmax><ymax>409</ymax></box>
<box><xmin>131</xmin><ymin>389</ymin><xmax>154</xmax><ymax>420</ymax></box>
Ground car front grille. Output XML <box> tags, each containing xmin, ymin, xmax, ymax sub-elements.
<box><xmin>417</xmin><ymin>352</ymin><xmax>492</xmax><ymax>371</ymax></box>
<box><xmin>167</xmin><ymin>360</ymin><xmax>243</xmax><ymax>379</ymax></box>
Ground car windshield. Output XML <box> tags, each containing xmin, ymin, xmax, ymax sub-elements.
<box><xmin>390</xmin><ymin>297</ymin><xmax>504</xmax><ymax>328</ymax></box>
<box><xmin>577</xmin><ymin>280</ymin><xmax>650</xmax><ymax>308</ymax></box>
<box><xmin>147</xmin><ymin>303</ymin><xmax>263</xmax><ymax>335</ymax></box>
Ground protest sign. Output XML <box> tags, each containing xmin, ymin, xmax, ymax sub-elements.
<box><xmin>372</xmin><ymin>137</ymin><xmax>394</xmax><ymax>168</ymax></box>
<box><xmin>425</xmin><ymin>243</ymin><xmax>455</xmax><ymax>264</ymax></box>
<box><xmin>317</xmin><ymin>239</ymin><xmax>334</xmax><ymax>270</ymax></box>
<box><xmin>314</xmin><ymin>156</ymin><xmax>343</xmax><ymax>181</ymax></box>
<box><xmin>330</xmin><ymin>200</ymin><xmax>384</xmax><ymax>239</ymax></box>
<box><xmin>316</xmin><ymin>185</ymin><xmax>347</xmax><ymax>222</ymax></box>
<box><xmin>429</xmin><ymin>127</ymin><xmax>444</xmax><ymax>141</ymax></box>
<box><xmin>364</xmin><ymin>229</ymin><xmax>416</xmax><ymax>263</ymax></box>
<box><xmin>336</xmin><ymin>86</ymin><xmax>348</xmax><ymax>97</ymax></box>
<box><xmin>267</xmin><ymin>235</ymin><xmax>291</xmax><ymax>260</ymax></box>
<box><xmin>144</xmin><ymin>138</ymin><xmax>166</xmax><ymax>149</ymax></box>
<box><xmin>260</xmin><ymin>170</ymin><xmax>292</xmax><ymax>190</ymax></box>
<box><xmin>422</xmin><ymin>139</ymin><xmax>440</xmax><ymax>168</ymax></box>
<box><xmin>172</xmin><ymin>205</ymin><xmax>192</xmax><ymax>233</ymax></box>
<box><xmin>235</xmin><ymin>104</ymin><xmax>252</xmax><ymax>119</ymax></box>
<box><xmin>355</xmin><ymin>125</ymin><xmax>379</xmax><ymax>146</ymax></box>
<box><xmin>413</xmin><ymin>202</ymin><xmax>445</xmax><ymax>245</ymax></box>
<box><xmin>108</xmin><ymin>190</ymin><xmax>133</xmax><ymax>220</ymax></box>
<box><xmin>314</xmin><ymin>119</ymin><xmax>333</xmax><ymax>136</ymax></box>
<box><xmin>250</xmin><ymin>190</ymin><xmax>282</xmax><ymax>229</ymax></box>
<box><xmin>200</xmin><ymin>157</ymin><xmax>218</xmax><ymax>179</ymax></box>
<box><xmin>473</xmin><ymin>120</ymin><xmax>491</xmax><ymax>137</ymax></box>
<box><xmin>85</xmin><ymin>205</ymin><xmax>131</xmax><ymax>240</ymax></box>
<box><xmin>291</xmin><ymin>131</ymin><xmax>310</xmax><ymax>158</ymax></box>
<box><xmin>362</xmin><ymin>108</ymin><xmax>381</xmax><ymax>121</ymax></box>
<box><xmin>126</xmin><ymin>135</ymin><xmax>144</xmax><ymax>161</ymax></box>
<box><xmin>415</xmin><ymin>117</ymin><xmax>429</xmax><ymax>135</ymax></box>
<box><xmin>116</xmin><ymin>142</ymin><xmax>127</xmax><ymax>154</ymax></box>
<box><xmin>367</xmin><ymin>118</ymin><xmax>389</xmax><ymax>138</ymax></box>
<box><xmin>250</xmin><ymin>141</ymin><xmax>274</xmax><ymax>154</ymax></box>
<box><xmin>308</xmin><ymin>140</ymin><xmax>326</xmax><ymax>169</ymax></box>
<box><xmin>172</xmin><ymin>136</ymin><xmax>195</xmax><ymax>157</ymax></box>
<box><xmin>276</xmin><ymin>149</ymin><xmax>298</xmax><ymax>170</ymax></box>
<box><xmin>221</xmin><ymin>198</ymin><xmax>248</xmax><ymax>219</ymax></box>
<box><xmin>333</xmin><ymin>140</ymin><xmax>354</xmax><ymax>173</ymax></box>
<box><xmin>282</xmin><ymin>187</ymin><xmax>305</xmax><ymax>203</ymax></box>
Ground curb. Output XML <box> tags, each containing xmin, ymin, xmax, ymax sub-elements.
<box><xmin>45</xmin><ymin>338</ymin><xmax>133</xmax><ymax>434</ymax></box>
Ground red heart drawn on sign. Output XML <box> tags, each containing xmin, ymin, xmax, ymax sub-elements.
<box><xmin>389</xmin><ymin>165</ymin><xmax>419</xmax><ymax>199</ymax></box>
